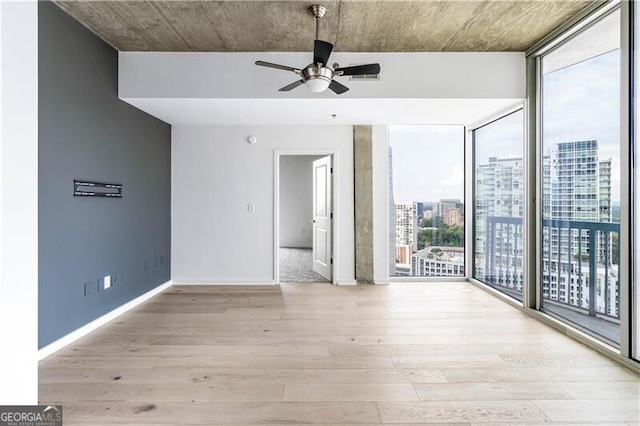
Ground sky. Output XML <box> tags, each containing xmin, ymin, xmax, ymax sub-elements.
<box><xmin>389</xmin><ymin>48</ymin><xmax>621</xmax><ymax>205</ymax></box>
<box><xmin>543</xmin><ymin>49</ymin><xmax>620</xmax><ymax>202</ymax></box>
<box><xmin>474</xmin><ymin>110</ymin><xmax>524</xmax><ymax>164</ymax></box>
<box><xmin>389</xmin><ymin>125</ymin><xmax>464</xmax><ymax>203</ymax></box>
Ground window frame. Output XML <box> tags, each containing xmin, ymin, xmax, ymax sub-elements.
<box><xmin>629</xmin><ymin>0</ymin><xmax>638</xmax><ymax>361</ymax></box>
<box><xmin>469</xmin><ymin>108</ymin><xmax>526</xmax><ymax>303</ymax></box>
<box><xmin>387</xmin><ymin>125</ymin><xmax>467</xmax><ymax>281</ymax></box>
<box><xmin>528</xmin><ymin>0</ymin><xmax>632</xmax><ymax>355</ymax></box>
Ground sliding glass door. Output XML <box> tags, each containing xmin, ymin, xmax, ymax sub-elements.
<box><xmin>539</xmin><ymin>8</ymin><xmax>621</xmax><ymax>345</ymax></box>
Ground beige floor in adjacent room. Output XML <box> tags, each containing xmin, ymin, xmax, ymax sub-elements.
<box><xmin>39</xmin><ymin>282</ymin><xmax>640</xmax><ymax>425</ymax></box>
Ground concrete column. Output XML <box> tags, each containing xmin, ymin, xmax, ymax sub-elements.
<box><xmin>354</xmin><ymin>126</ymin><xmax>374</xmax><ymax>283</ymax></box>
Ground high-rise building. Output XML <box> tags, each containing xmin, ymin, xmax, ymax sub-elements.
<box><xmin>443</xmin><ymin>208</ymin><xmax>464</xmax><ymax>226</ymax></box>
<box><xmin>412</xmin><ymin>246</ymin><xmax>465</xmax><ymax>277</ymax></box>
<box><xmin>476</xmin><ymin>140</ymin><xmax>617</xmax><ymax>316</ymax></box>
<box><xmin>388</xmin><ymin>147</ymin><xmax>397</xmax><ymax>276</ymax></box>
<box><xmin>545</xmin><ymin>140</ymin><xmax>614</xmax><ymax>311</ymax></box>
<box><xmin>475</xmin><ymin>157</ymin><xmax>524</xmax><ymax>218</ymax></box>
<box><xmin>549</xmin><ymin>140</ymin><xmax>606</xmax><ymax>222</ymax></box>
<box><xmin>415</xmin><ymin>202</ymin><xmax>425</xmax><ymax>222</ymax></box>
<box><xmin>434</xmin><ymin>199</ymin><xmax>463</xmax><ymax>219</ymax></box>
<box><xmin>395</xmin><ymin>202</ymin><xmax>419</xmax><ymax>252</ymax></box>
<box><xmin>474</xmin><ymin>156</ymin><xmax>524</xmax><ymax>292</ymax></box>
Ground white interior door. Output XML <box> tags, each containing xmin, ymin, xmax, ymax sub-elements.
<box><xmin>312</xmin><ymin>156</ymin><xmax>332</xmax><ymax>281</ymax></box>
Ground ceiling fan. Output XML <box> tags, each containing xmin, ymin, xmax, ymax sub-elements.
<box><xmin>255</xmin><ymin>4</ymin><xmax>381</xmax><ymax>95</ymax></box>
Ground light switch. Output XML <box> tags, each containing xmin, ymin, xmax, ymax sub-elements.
<box><xmin>248</xmin><ymin>203</ymin><xmax>255</xmax><ymax>213</ymax></box>
<box><xmin>104</xmin><ymin>275</ymin><xmax>112</xmax><ymax>289</ymax></box>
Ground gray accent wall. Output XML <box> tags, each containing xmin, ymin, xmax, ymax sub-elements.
<box><xmin>38</xmin><ymin>1</ymin><xmax>171</xmax><ymax>348</ymax></box>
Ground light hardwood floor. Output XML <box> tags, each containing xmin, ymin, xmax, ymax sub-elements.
<box><xmin>39</xmin><ymin>282</ymin><xmax>640</xmax><ymax>425</ymax></box>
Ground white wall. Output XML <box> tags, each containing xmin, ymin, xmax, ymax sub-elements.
<box><xmin>172</xmin><ymin>126</ymin><xmax>354</xmax><ymax>284</ymax></box>
<box><xmin>0</xmin><ymin>1</ymin><xmax>39</xmax><ymax>404</ymax></box>
<box><xmin>279</xmin><ymin>155</ymin><xmax>322</xmax><ymax>248</ymax></box>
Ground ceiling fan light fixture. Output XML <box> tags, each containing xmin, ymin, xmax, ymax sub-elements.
<box><xmin>305</xmin><ymin>76</ymin><xmax>332</xmax><ymax>93</ymax></box>
<box><xmin>254</xmin><ymin>4</ymin><xmax>380</xmax><ymax>95</ymax></box>
<box><xmin>302</xmin><ymin>65</ymin><xmax>333</xmax><ymax>92</ymax></box>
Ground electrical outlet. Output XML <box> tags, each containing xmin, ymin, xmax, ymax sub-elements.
<box><xmin>104</xmin><ymin>275</ymin><xmax>112</xmax><ymax>289</ymax></box>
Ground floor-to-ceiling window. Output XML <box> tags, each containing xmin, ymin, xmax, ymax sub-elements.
<box><xmin>389</xmin><ymin>126</ymin><xmax>465</xmax><ymax>278</ymax></box>
<box><xmin>633</xmin><ymin>0</ymin><xmax>640</xmax><ymax>361</ymax></box>
<box><xmin>539</xmin><ymin>7</ymin><xmax>621</xmax><ymax>345</ymax></box>
<box><xmin>472</xmin><ymin>110</ymin><xmax>525</xmax><ymax>301</ymax></box>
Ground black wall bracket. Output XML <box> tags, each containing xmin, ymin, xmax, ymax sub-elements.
<box><xmin>74</xmin><ymin>180</ymin><xmax>122</xmax><ymax>197</ymax></box>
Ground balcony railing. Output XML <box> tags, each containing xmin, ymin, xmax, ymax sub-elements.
<box><xmin>483</xmin><ymin>216</ymin><xmax>620</xmax><ymax>322</ymax></box>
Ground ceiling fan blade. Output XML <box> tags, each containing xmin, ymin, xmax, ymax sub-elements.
<box><xmin>255</xmin><ymin>60</ymin><xmax>300</xmax><ymax>73</ymax></box>
<box><xmin>335</xmin><ymin>63</ymin><xmax>381</xmax><ymax>76</ymax></box>
<box><xmin>313</xmin><ymin>40</ymin><xmax>333</xmax><ymax>65</ymax></box>
<box><xmin>328</xmin><ymin>80</ymin><xmax>349</xmax><ymax>95</ymax></box>
<box><xmin>278</xmin><ymin>79</ymin><xmax>305</xmax><ymax>92</ymax></box>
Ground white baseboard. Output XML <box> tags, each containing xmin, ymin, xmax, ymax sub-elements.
<box><xmin>38</xmin><ymin>280</ymin><xmax>172</xmax><ymax>360</ymax></box>
<box><xmin>172</xmin><ymin>279</ymin><xmax>276</xmax><ymax>285</ymax></box>
<box><xmin>336</xmin><ymin>280</ymin><xmax>357</xmax><ymax>286</ymax></box>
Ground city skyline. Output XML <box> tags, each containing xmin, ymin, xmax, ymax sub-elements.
<box><xmin>473</xmin><ymin>137</ymin><xmax>619</xmax><ymax>327</ymax></box>
<box><xmin>543</xmin><ymin>48</ymin><xmax>620</xmax><ymax>203</ymax></box>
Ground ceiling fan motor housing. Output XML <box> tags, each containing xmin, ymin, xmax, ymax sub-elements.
<box><xmin>302</xmin><ymin>65</ymin><xmax>333</xmax><ymax>83</ymax></box>
<box><xmin>302</xmin><ymin>64</ymin><xmax>333</xmax><ymax>93</ymax></box>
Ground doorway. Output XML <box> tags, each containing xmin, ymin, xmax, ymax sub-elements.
<box><xmin>275</xmin><ymin>153</ymin><xmax>334</xmax><ymax>284</ymax></box>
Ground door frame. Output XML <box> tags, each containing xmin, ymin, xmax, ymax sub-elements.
<box><xmin>274</xmin><ymin>149</ymin><xmax>338</xmax><ymax>285</ymax></box>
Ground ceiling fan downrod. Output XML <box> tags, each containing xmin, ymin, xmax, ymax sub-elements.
<box><xmin>309</xmin><ymin>5</ymin><xmax>327</xmax><ymax>42</ymax></box>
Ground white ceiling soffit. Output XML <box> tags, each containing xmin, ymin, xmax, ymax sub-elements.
<box><xmin>122</xmin><ymin>98</ymin><xmax>523</xmax><ymax>126</ymax></box>
<box><xmin>119</xmin><ymin>52</ymin><xmax>525</xmax><ymax>100</ymax></box>
<box><xmin>119</xmin><ymin>52</ymin><xmax>525</xmax><ymax>126</ymax></box>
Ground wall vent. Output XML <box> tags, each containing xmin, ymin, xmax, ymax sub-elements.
<box><xmin>348</xmin><ymin>64</ymin><xmax>380</xmax><ymax>81</ymax></box>
<box><xmin>349</xmin><ymin>73</ymin><xmax>380</xmax><ymax>81</ymax></box>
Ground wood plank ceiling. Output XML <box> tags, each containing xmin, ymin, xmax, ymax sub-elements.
<box><xmin>54</xmin><ymin>1</ymin><xmax>599</xmax><ymax>52</ymax></box>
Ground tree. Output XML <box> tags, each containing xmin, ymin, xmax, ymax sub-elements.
<box><xmin>420</xmin><ymin>218</ymin><xmax>432</xmax><ymax>228</ymax></box>
<box><xmin>445</xmin><ymin>225</ymin><xmax>464</xmax><ymax>247</ymax></box>
<box><xmin>417</xmin><ymin>229</ymin><xmax>432</xmax><ymax>250</ymax></box>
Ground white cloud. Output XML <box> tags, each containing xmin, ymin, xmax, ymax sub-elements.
<box><xmin>543</xmin><ymin>49</ymin><xmax>621</xmax><ymax>201</ymax></box>
<box><xmin>390</xmin><ymin>125</ymin><xmax>465</xmax><ymax>202</ymax></box>
<box><xmin>442</xmin><ymin>164</ymin><xmax>464</xmax><ymax>188</ymax></box>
